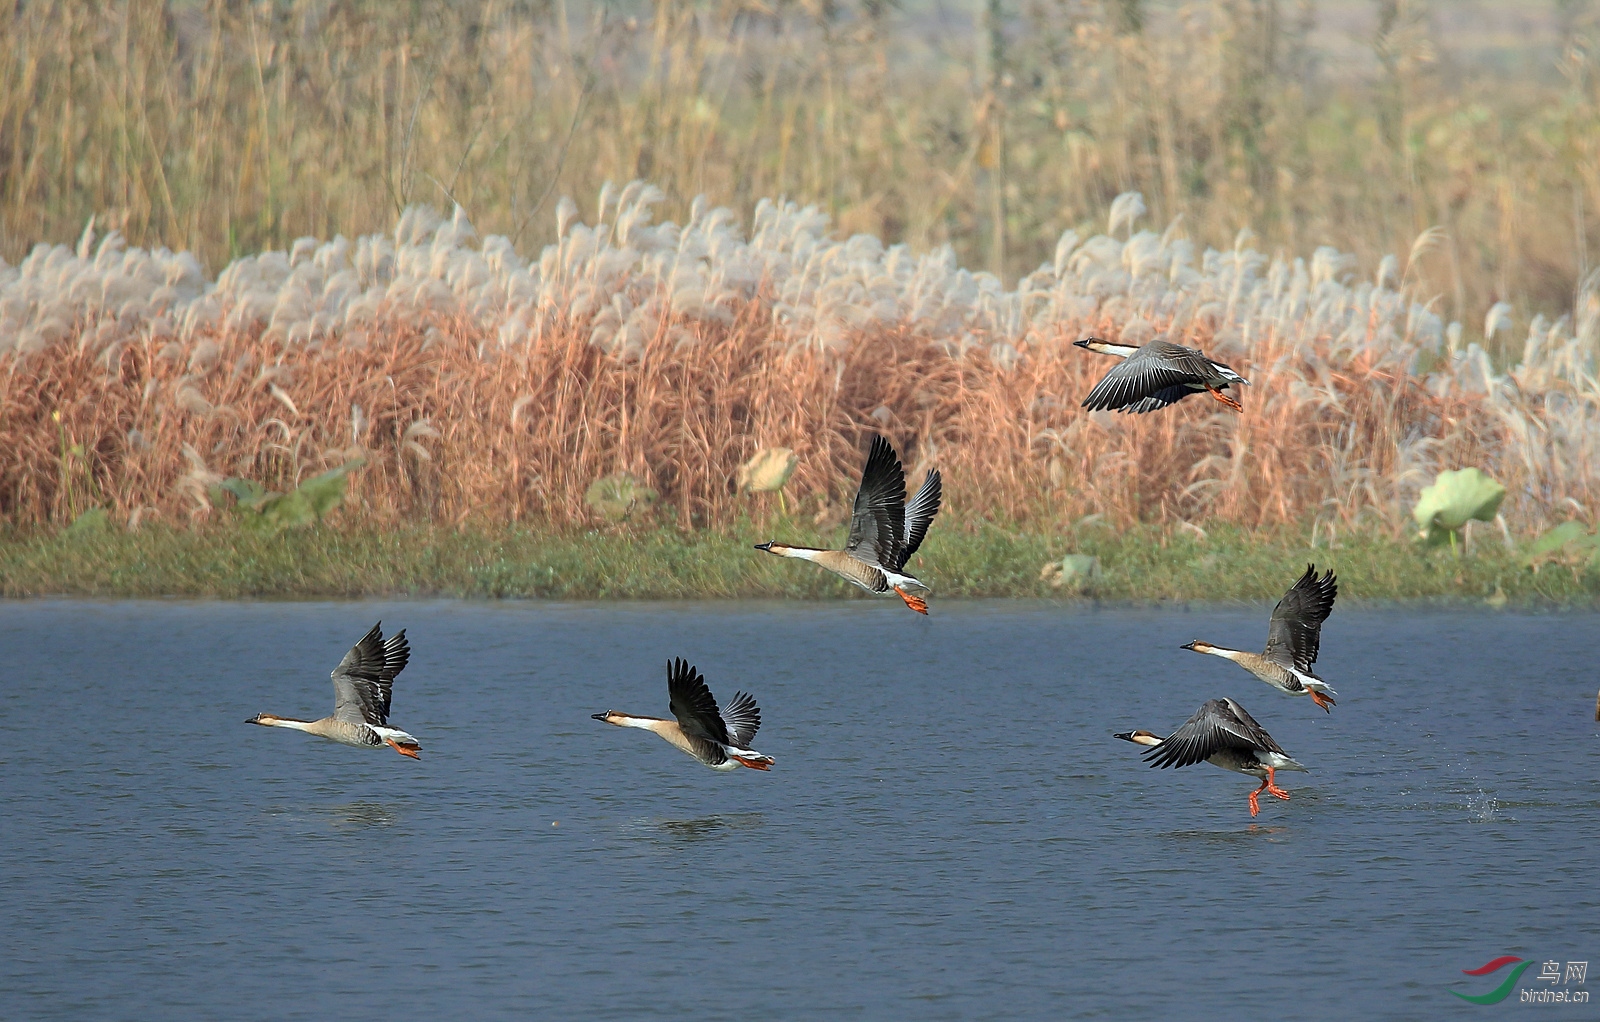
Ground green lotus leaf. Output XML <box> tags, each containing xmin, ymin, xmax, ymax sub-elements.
<box><xmin>585</xmin><ymin>472</ymin><xmax>659</xmax><ymax>521</ymax></box>
<box><xmin>1412</xmin><ymin>468</ymin><xmax>1505</xmax><ymax>536</ymax></box>
<box><xmin>257</xmin><ymin>490</ymin><xmax>315</xmax><ymax>531</ymax></box>
<box><xmin>1525</xmin><ymin>521</ymin><xmax>1593</xmax><ymax>557</ymax></box>
<box><xmin>215</xmin><ymin>477</ymin><xmax>269</xmax><ymax>509</ymax></box>
<box><xmin>1523</xmin><ymin>521</ymin><xmax>1600</xmax><ymax>569</ymax></box>
<box><xmin>230</xmin><ymin>459</ymin><xmax>364</xmax><ymax>532</ymax></box>
<box><xmin>64</xmin><ymin>507</ymin><xmax>112</xmax><ymax>537</ymax></box>
<box><xmin>737</xmin><ymin>448</ymin><xmax>799</xmax><ymax>493</ymax></box>
<box><xmin>297</xmin><ymin>459</ymin><xmax>365</xmax><ymax>519</ymax></box>
<box><xmin>1059</xmin><ymin>554</ymin><xmax>1101</xmax><ymax>580</ymax></box>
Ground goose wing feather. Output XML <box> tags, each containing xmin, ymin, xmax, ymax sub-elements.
<box><xmin>666</xmin><ymin>657</ymin><xmax>732</xmax><ymax>746</ymax></box>
<box><xmin>1120</xmin><ymin>384</ymin><xmax>1197</xmax><ymax>414</ymax></box>
<box><xmin>331</xmin><ymin>622</ymin><xmax>409</xmax><ymax>727</ymax></box>
<box><xmin>1081</xmin><ymin>341</ymin><xmax>1218</xmax><ymax>412</ymax></box>
<box><xmin>1264</xmin><ymin>565</ymin><xmax>1337</xmax><ymax>671</ymax></box>
<box><xmin>896</xmin><ymin>469</ymin><xmax>942</xmax><ymax>569</ymax></box>
<box><xmin>720</xmin><ymin>690</ymin><xmax>762</xmax><ymax>749</ymax></box>
<box><xmin>1142</xmin><ymin>698</ymin><xmax>1282</xmax><ymax>769</ymax></box>
<box><xmin>844</xmin><ymin>435</ymin><xmax>907</xmax><ymax>567</ymax></box>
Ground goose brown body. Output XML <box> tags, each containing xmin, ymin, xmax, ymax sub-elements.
<box><xmin>593</xmin><ymin>658</ymin><xmax>774</xmax><ymax>772</ymax></box>
<box><xmin>755</xmin><ymin>434</ymin><xmax>942</xmax><ymax>614</ymax></box>
<box><xmin>246</xmin><ymin>621</ymin><xmax>422</xmax><ymax>758</ymax></box>
<box><xmin>1182</xmin><ymin>565</ymin><xmax>1340</xmax><ymax>712</ymax></box>
<box><xmin>1074</xmin><ymin>336</ymin><xmax>1250</xmax><ymax>413</ymax></box>
<box><xmin>1115</xmin><ymin>697</ymin><xmax>1309</xmax><ymax>816</ymax></box>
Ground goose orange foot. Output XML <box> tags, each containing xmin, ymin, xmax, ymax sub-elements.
<box><xmin>1264</xmin><ymin>767</ymin><xmax>1291</xmax><ymax>801</ymax></box>
<box><xmin>1206</xmin><ymin>384</ymin><xmax>1244</xmax><ymax>412</ymax></box>
<box><xmin>1248</xmin><ymin>770</ymin><xmax>1291</xmax><ymax>817</ymax></box>
<box><xmin>385</xmin><ymin>738</ymin><xmax>422</xmax><ymax>759</ymax></box>
<box><xmin>1309</xmin><ymin>689</ymin><xmax>1335</xmax><ymax>712</ymax></box>
<box><xmin>894</xmin><ymin>586</ymin><xmax>929</xmax><ymax>615</ymax></box>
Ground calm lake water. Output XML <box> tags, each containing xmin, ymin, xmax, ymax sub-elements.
<box><xmin>2</xmin><ymin>599</ymin><xmax>1596</xmax><ymax>1020</ymax></box>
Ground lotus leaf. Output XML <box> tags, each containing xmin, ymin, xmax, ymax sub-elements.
<box><xmin>297</xmin><ymin>459</ymin><xmax>365</xmax><ymax>519</ymax></box>
<box><xmin>215</xmin><ymin>477</ymin><xmax>269</xmax><ymax>509</ymax></box>
<box><xmin>257</xmin><ymin>490</ymin><xmax>316</xmax><ymax>531</ymax></box>
<box><xmin>737</xmin><ymin>448</ymin><xmax>798</xmax><ymax>493</ymax></box>
<box><xmin>1523</xmin><ymin>521</ymin><xmax>1600</xmax><ymax>572</ymax></box>
<box><xmin>585</xmin><ymin>472</ymin><xmax>658</xmax><ymax>522</ymax></box>
<box><xmin>219</xmin><ymin>459</ymin><xmax>364</xmax><ymax>532</ymax></box>
<box><xmin>64</xmin><ymin>507</ymin><xmax>112</xmax><ymax>537</ymax></box>
<box><xmin>1041</xmin><ymin>553</ymin><xmax>1100</xmax><ymax>590</ymax></box>
<box><xmin>1413</xmin><ymin>468</ymin><xmax>1505</xmax><ymax>547</ymax></box>
<box><xmin>1059</xmin><ymin>554</ymin><xmax>1101</xmax><ymax>580</ymax></box>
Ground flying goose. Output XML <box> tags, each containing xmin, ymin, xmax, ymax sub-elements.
<box><xmin>1074</xmin><ymin>336</ymin><xmax>1249</xmax><ymax>413</ymax></box>
<box><xmin>593</xmin><ymin>658</ymin><xmax>774</xmax><ymax>771</ymax></box>
<box><xmin>1115</xmin><ymin>697</ymin><xmax>1309</xmax><ymax>816</ymax></box>
<box><xmin>755</xmin><ymin>434</ymin><xmax>942</xmax><ymax>614</ymax></box>
<box><xmin>246</xmin><ymin>621</ymin><xmax>422</xmax><ymax>758</ymax></box>
<box><xmin>1182</xmin><ymin>565</ymin><xmax>1339</xmax><ymax>712</ymax></box>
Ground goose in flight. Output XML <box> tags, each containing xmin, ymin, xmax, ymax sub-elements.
<box><xmin>246</xmin><ymin>622</ymin><xmax>422</xmax><ymax>758</ymax></box>
<box><xmin>1115</xmin><ymin>698</ymin><xmax>1308</xmax><ymax>816</ymax></box>
<box><xmin>755</xmin><ymin>434</ymin><xmax>942</xmax><ymax>614</ymax></box>
<box><xmin>1074</xmin><ymin>336</ymin><xmax>1249</xmax><ymax>413</ymax></box>
<box><xmin>1182</xmin><ymin>565</ymin><xmax>1339</xmax><ymax>712</ymax></box>
<box><xmin>593</xmin><ymin>658</ymin><xmax>774</xmax><ymax>771</ymax></box>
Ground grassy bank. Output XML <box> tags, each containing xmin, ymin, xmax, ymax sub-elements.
<box><xmin>4</xmin><ymin>518</ymin><xmax>1595</xmax><ymax>605</ymax></box>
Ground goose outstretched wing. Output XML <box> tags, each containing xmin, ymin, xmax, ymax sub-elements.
<box><xmin>331</xmin><ymin>622</ymin><xmax>410</xmax><ymax>727</ymax></box>
<box><xmin>1264</xmin><ymin>565</ymin><xmax>1337</xmax><ymax>671</ymax></box>
<box><xmin>1142</xmin><ymin>698</ymin><xmax>1283</xmax><ymax>769</ymax></box>
<box><xmin>666</xmin><ymin>658</ymin><xmax>731</xmax><ymax>746</ymax></box>
<box><xmin>1081</xmin><ymin>341</ymin><xmax>1214</xmax><ymax>412</ymax></box>
<box><xmin>844</xmin><ymin>435</ymin><xmax>907</xmax><ymax>568</ymax></box>
<box><xmin>895</xmin><ymin>469</ymin><xmax>942</xmax><ymax>570</ymax></box>
<box><xmin>719</xmin><ymin>690</ymin><xmax>762</xmax><ymax>750</ymax></box>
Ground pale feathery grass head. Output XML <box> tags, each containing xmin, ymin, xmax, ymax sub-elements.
<box><xmin>1</xmin><ymin>190</ymin><xmax>1598</xmax><ymax>537</ymax></box>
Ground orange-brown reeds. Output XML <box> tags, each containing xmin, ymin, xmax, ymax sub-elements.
<box><xmin>4</xmin><ymin>191</ymin><xmax>1599</xmax><ymax>539</ymax></box>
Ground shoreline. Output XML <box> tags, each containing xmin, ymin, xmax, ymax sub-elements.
<box><xmin>3</xmin><ymin>520</ymin><xmax>1595</xmax><ymax>605</ymax></box>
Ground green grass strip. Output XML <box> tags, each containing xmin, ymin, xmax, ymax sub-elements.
<box><xmin>3</xmin><ymin>515</ymin><xmax>1597</xmax><ymax>604</ymax></box>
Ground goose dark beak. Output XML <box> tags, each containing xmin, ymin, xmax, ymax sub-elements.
<box><xmin>753</xmin><ymin>541</ymin><xmax>773</xmax><ymax>552</ymax></box>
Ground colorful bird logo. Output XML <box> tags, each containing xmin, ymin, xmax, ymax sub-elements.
<box><xmin>1449</xmin><ymin>956</ymin><xmax>1532</xmax><ymax>1004</ymax></box>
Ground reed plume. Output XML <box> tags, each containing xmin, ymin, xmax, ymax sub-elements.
<box><xmin>4</xmin><ymin>187</ymin><xmax>1598</xmax><ymax>539</ymax></box>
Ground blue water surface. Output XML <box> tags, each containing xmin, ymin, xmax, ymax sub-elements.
<box><xmin>1</xmin><ymin>599</ymin><xmax>1596</xmax><ymax>1020</ymax></box>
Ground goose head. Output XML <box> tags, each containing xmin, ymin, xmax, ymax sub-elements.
<box><xmin>1073</xmin><ymin>336</ymin><xmax>1141</xmax><ymax>358</ymax></box>
<box><xmin>1113</xmin><ymin>729</ymin><xmax>1163</xmax><ymax>747</ymax></box>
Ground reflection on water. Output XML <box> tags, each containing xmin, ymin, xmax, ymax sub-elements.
<box><xmin>656</xmin><ymin>813</ymin><xmax>764</xmax><ymax>842</ymax></box>
<box><xmin>2</xmin><ymin>600</ymin><xmax>1598</xmax><ymax>1019</ymax></box>
<box><xmin>320</xmin><ymin>801</ymin><xmax>402</xmax><ymax>830</ymax></box>
<box><xmin>1158</xmin><ymin>824</ymin><xmax>1291</xmax><ymax>844</ymax></box>
<box><xmin>258</xmin><ymin>801</ymin><xmax>402</xmax><ymax>830</ymax></box>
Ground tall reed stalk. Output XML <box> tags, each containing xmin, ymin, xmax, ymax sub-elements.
<box><xmin>2</xmin><ymin>1</ymin><xmax>1598</xmax><ymax>340</ymax></box>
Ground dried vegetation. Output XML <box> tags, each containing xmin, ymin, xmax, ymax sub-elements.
<box><xmin>4</xmin><ymin>185</ymin><xmax>1599</xmax><ymax>540</ymax></box>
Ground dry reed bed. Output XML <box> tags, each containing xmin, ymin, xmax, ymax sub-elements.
<box><xmin>8</xmin><ymin>0</ymin><xmax>1600</xmax><ymax>333</ymax></box>
<box><xmin>3</xmin><ymin>185</ymin><xmax>1599</xmax><ymax>536</ymax></box>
